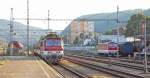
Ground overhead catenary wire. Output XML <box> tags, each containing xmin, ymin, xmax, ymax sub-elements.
<box><xmin>13</xmin><ymin>18</ymin><xmax>127</xmax><ymax>22</ymax></box>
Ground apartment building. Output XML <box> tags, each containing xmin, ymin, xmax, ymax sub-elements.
<box><xmin>69</xmin><ymin>20</ymin><xmax>94</xmax><ymax>44</ymax></box>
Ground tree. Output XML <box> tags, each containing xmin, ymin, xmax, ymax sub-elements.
<box><xmin>104</xmin><ymin>30</ymin><xmax>113</xmax><ymax>35</ymax></box>
<box><xmin>40</xmin><ymin>36</ymin><xmax>45</xmax><ymax>40</ymax></box>
<box><xmin>125</xmin><ymin>14</ymin><xmax>145</xmax><ymax>37</ymax></box>
<box><xmin>73</xmin><ymin>37</ymin><xmax>79</xmax><ymax>45</ymax></box>
<box><xmin>80</xmin><ymin>33</ymin><xmax>84</xmax><ymax>40</ymax></box>
<box><xmin>146</xmin><ymin>16</ymin><xmax>150</xmax><ymax>34</ymax></box>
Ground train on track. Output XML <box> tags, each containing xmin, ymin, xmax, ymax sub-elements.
<box><xmin>35</xmin><ymin>32</ymin><xmax>64</xmax><ymax>63</ymax></box>
<box><xmin>7</xmin><ymin>41</ymin><xmax>24</xmax><ymax>55</ymax></box>
<box><xmin>96</xmin><ymin>42</ymin><xmax>119</xmax><ymax>56</ymax></box>
<box><xmin>65</xmin><ymin>41</ymin><xmax>144</xmax><ymax>57</ymax></box>
<box><xmin>96</xmin><ymin>41</ymin><xmax>144</xmax><ymax>57</ymax></box>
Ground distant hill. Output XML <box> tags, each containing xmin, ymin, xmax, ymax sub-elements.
<box><xmin>0</xmin><ymin>19</ymin><xmax>47</xmax><ymax>46</ymax></box>
<box><xmin>61</xmin><ymin>9</ymin><xmax>150</xmax><ymax>36</ymax></box>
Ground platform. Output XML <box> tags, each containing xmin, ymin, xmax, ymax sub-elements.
<box><xmin>0</xmin><ymin>56</ymin><xmax>63</xmax><ymax>78</ymax></box>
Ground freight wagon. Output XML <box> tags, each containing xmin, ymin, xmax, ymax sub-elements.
<box><xmin>119</xmin><ymin>42</ymin><xmax>134</xmax><ymax>57</ymax></box>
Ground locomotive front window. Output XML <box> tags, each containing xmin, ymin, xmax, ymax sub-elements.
<box><xmin>46</xmin><ymin>40</ymin><xmax>53</xmax><ymax>46</ymax></box>
<box><xmin>46</xmin><ymin>39</ymin><xmax>61</xmax><ymax>46</ymax></box>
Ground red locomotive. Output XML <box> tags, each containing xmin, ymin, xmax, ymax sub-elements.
<box><xmin>7</xmin><ymin>41</ymin><xmax>23</xmax><ymax>55</ymax></box>
<box><xmin>36</xmin><ymin>32</ymin><xmax>64</xmax><ymax>63</ymax></box>
<box><xmin>96</xmin><ymin>42</ymin><xmax>119</xmax><ymax>56</ymax></box>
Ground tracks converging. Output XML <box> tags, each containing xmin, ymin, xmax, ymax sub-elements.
<box><xmin>44</xmin><ymin>58</ymin><xmax>92</xmax><ymax>78</ymax></box>
<box><xmin>66</xmin><ymin>54</ymin><xmax>150</xmax><ymax>71</ymax></box>
<box><xmin>64</xmin><ymin>54</ymin><xmax>147</xmax><ymax>78</ymax></box>
<box><xmin>37</xmin><ymin>54</ymin><xmax>94</xmax><ymax>78</ymax></box>
<box><xmin>41</xmin><ymin>53</ymin><xmax>149</xmax><ymax>78</ymax></box>
<box><xmin>45</xmin><ymin>57</ymin><xmax>115</xmax><ymax>78</ymax></box>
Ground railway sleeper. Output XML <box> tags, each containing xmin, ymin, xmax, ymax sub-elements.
<box><xmin>64</xmin><ymin>56</ymin><xmax>145</xmax><ymax>78</ymax></box>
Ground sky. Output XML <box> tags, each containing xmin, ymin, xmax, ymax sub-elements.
<box><xmin>0</xmin><ymin>0</ymin><xmax>150</xmax><ymax>30</ymax></box>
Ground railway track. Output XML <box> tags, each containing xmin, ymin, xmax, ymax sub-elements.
<box><xmin>65</xmin><ymin>52</ymin><xmax>150</xmax><ymax>66</ymax></box>
<box><xmin>43</xmin><ymin>58</ymin><xmax>91</xmax><ymax>78</ymax></box>
<box><xmin>50</xmin><ymin>63</ymin><xmax>91</xmax><ymax>78</ymax></box>
<box><xmin>43</xmin><ymin>57</ymin><xmax>115</xmax><ymax>78</ymax></box>
<box><xmin>50</xmin><ymin>60</ymin><xmax>116</xmax><ymax>78</ymax></box>
<box><xmin>64</xmin><ymin>55</ymin><xmax>146</xmax><ymax>78</ymax></box>
<box><xmin>117</xmin><ymin>58</ymin><xmax>150</xmax><ymax>65</ymax></box>
<box><xmin>93</xmin><ymin>55</ymin><xmax>150</xmax><ymax>65</ymax></box>
<box><xmin>66</xmin><ymin>54</ymin><xmax>150</xmax><ymax>71</ymax></box>
<box><xmin>37</xmin><ymin>53</ymin><xmax>92</xmax><ymax>78</ymax></box>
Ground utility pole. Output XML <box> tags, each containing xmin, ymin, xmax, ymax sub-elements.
<box><xmin>48</xmin><ymin>10</ymin><xmax>50</xmax><ymax>31</ymax></box>
<box><xmin>67</xmin><ymin>32</ymin><xmax>69</xmax><ymax>44</ymax></box>
<box><xmin>143</xmin><ymin>20</ymin><xmax>148</xmax><ymax>73</ymax></box>
<box><xmin>10</xmin><ymin>8</ymin><xmax>14</xmax><ymax>55</ymax></box>
<box><xmin>27</xmin><ymin>0</ymin><xmax>30</xmax><ymax>56</ymax></box>
<box><xmin>116</xmin><ymin>5</ymin><xmax>119</xmax><ymax>59</ymax></box>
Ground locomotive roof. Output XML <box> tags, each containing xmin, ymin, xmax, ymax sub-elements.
<box><xmin>8</xmin><ymin>41</ymin><xmax>23</xmax><ymax>48</ymax></box>
<box><xmin>40</xmin><ymin>33</ymin><xmax>61</xmax><ymax>40</ymax></box>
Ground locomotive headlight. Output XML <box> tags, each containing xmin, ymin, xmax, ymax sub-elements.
<box><xmin>57</xmin><ymin>51</ymin><xmax>61</xmax><ymax>53</ymax></box>
<box><xmin>60</xmin><ymin>51</ymin><xmax>64</xmax><ymax>54</ymax></box>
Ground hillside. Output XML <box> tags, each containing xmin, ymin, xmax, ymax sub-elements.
<box><xmin>61</xmin><ymin>9</ymin><xmax>150</xmax><ymax>36</ymax></box>
<box><xmin>0</xmin><ymin>19</ymin><xmax>46</xmax><ymax>46</ymax></box>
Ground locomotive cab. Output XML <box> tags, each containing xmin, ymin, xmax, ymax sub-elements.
<box><xmin>38</xmin><ymin>32</ymin><xmax>64</xmax><ymax>63</ymax></box>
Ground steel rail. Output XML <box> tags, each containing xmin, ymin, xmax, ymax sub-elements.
<box><xmin>64</xmin><ymin>56</ymin><xmax>145</xmax><ymax>78</ymax></box>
